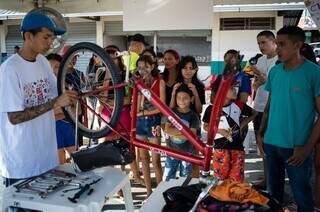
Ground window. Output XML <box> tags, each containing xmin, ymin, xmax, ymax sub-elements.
<box><xmin>220</xmin><ymin>17</ymin><xmax>275</xmax><ymax>31</ymax></box>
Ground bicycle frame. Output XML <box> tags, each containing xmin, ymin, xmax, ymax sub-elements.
<box><xmin>66</xmin><ymin>47</ymin><xmax>236</xmax><ymax>175</ymax></box>
<box><xmin>75</xmin><ymin>71</ymin><xmax>235</xmax><ymax>175</ymax></box>
<box><xmin>128</xmin><ymin>74</ymin><xmax>235</xmax><ymax>174</ymax></box>
<box><xmin>77</xmin><ymin>72</ymin><xmax>234</xmax><ymax>174</ymax></box>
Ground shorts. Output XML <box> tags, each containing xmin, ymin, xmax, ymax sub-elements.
<box><xmin>212</xmin><ymin>149</ymin><xmax>245</xmax><ymax>182</ymax></box>
<box><xmin>136</xmin><ymin>115</ymin><xmax>161</xmax><ymax>139</ymax></box>
<box><xmin>56</xmin><ymin>120</ymin><xmax>75</xmax><ymax>149</ymax></box>
<box><xmin>163</xmin><ymin>156</ymin><xmax>192</xmax><ymax>181</ymax></box>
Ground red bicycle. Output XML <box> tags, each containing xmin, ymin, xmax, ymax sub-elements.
<box><xmin>57</xmin><ymin>42</ymin><xmax>237</xmax><ymax>178</ymax></box>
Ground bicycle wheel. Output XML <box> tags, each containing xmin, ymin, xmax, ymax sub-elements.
<box><xmin>57</xmin><ymin>42</ymin><xmax>124</xmax><ymax>139</ymax></box>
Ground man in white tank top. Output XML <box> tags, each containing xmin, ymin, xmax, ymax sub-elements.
<box><xmin>252</xmin><ymin>30</ymin><xmax>278</xmax><ymax>189</ymax></box>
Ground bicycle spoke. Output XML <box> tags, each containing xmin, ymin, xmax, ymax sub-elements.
<box><xmin>57</xmin><ymin>42</ymin><xmax>123</xmax><ymax>138</ymax></box>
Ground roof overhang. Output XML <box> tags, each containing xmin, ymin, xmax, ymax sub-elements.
<box><xmin>213</xmin><ymin>2</ymin><xmax>305</xmax><ymax>12</ymax></box>
<box><xmin>0</xmin><ymin>1</ymin><xmax>305</xmax><ymax>20</ymax></box>
<box><xmin>0</xmin><ymin>9</ymin><xmax>123</xmax><ymax>20</ymax></box>
<box><xmin>0</xmin><ymin>0</ymin><xmax>123</xmax><ymax>20</ymax></box>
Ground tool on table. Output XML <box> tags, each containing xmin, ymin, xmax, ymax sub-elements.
<box><xmin>14</xmin><ymin>169</ymin><xmax>75</xmax><ymax>198</ymax></box>
<box><xmin>67</xmin><ymin>177</ymin><xmax>102</xmax><ymax>203</ymax></box>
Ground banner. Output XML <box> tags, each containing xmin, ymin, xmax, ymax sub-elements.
<box><xmin>305</xmin><ymin>0</ymin><xmax>320</xmax><ymax>27</ymax></box>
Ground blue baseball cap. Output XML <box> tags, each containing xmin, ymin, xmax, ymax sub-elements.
<box><xmin>20</xmin><ymin>11</ymin><xmax>66</xmax><ymax>35</ymax></box>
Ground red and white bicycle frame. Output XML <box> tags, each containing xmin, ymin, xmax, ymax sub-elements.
<box><xmin>129</xmin><ymin>75</ymin><xmax>235</xmax><ymax>175</ymax></box>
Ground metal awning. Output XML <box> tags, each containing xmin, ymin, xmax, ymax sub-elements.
<box><xmin>213</xmin><ymin>2</ymin><xmax>304</xmax><ymax>12</ymax></box>
<box><xmin>0</xmin><ymin>0</ymin><xmax>122</xmax><ymax>19</ymax></box>
<box><xmin>0</xmin><ymin>9</ymin><xmax>123</xmax><ymax>20</ymax></box>
<box><xmin>0</xmin><ymin>1</ymin><xmax>305</xmax><ymax>20</ymax></box>
<box><xmin>0</xmin><ymin>9</ymin><xmax>24</xmax><ymax>19</ymax></box>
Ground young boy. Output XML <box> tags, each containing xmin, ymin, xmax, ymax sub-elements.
<box><xmin>163</xmin><ymin>84</ymin><xmax>200</xmax><ymax>181</ymax></box>
<box><xmin>47</xmin><ymin>53</ymin><xmax>76</xmax><ymax>164</ymax></box>
<box><xmin>203</xmin><ymin>76</ymin><xmax>256</xmax><ymax>182</ymax></box>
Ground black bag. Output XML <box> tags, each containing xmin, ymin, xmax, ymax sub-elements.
<box><xmin>162</xmin><ymin>183</ymin><xmax>203</xmax><ymax>212</ymax></box>
<box><xmin>71</xmin><ymin>139</ymin><xmax>134</xmax><ymax>172</ymax></box>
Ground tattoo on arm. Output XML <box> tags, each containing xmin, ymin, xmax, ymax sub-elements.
<box><xmin>8</xmin><ymin>98</ymin><xmax>57</xmax><ymax>125</ymax></box>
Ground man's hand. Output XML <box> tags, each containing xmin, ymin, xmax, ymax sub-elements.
<box><xmin>256</xmin><ymin>133</ymin><xmax>266</xmax><ymax>159</ymax></box>
<box><xmin>54</xmin><ymin>90</ymin><xmax>78</xmax><ymax>108</ymax></box>
<box><xmin>252</xmin><ymin>66</ymin><xmax>267</xmax><ymax>86</ymax></box>
<box><xmin>287</xmin><ymin>145</ymin><xmax>313</xmax><ymax>166</ymax></box>
<box><xmin>54</xmin><ymin>107</ymin><xmax>65</xmax><ymax>120</ymax></box>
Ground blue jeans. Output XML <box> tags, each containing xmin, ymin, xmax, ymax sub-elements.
<box><xmin>163</xmin><ymin>156</ymin><xmax>192</xmax><ymax>181</ymax></box>
<box><xmin>263</xmin><ymin>143</ymin><xmax>314</xmax><ymax>212</ymax></box>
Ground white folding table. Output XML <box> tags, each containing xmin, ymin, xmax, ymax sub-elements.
<box><xmin>2</xmin><ymin>165</ymin><xmax>134</xmax><ymax>212</ymax></box>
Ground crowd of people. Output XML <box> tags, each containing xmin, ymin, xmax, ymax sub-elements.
<box><xmin>0</xmin><ymin>10</ymin><xmax>320</xmax><ymax>212</ymax></box>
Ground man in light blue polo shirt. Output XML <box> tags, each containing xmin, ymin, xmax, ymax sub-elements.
<box><xmin>256</xmin><ymin>26</ymin><xmax>320</xmax><ymax>212</ymax></box>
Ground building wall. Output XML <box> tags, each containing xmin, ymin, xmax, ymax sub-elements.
<box><xmin>1</xmin><ymin>19</ymin><xmax>96</xmax><ymax>73</ymax></box>
<box><xmin>211</xmin><ymin>11</ymin><xmax>283</xmax><ymax>74</ymax></box>
<box><xmin>0</xmin><ymin>10</ymin><xmax>286</xmax><ymax>76</ymax></box>
<box><xmin>103</xmin><ymin>20</ymin><xmax>212</xmax><ymax>63</ymax></box>
<box><xmin>102</xmin><ymin>11</ymin><xmax>284</xmax><ymax>77</ymax></box>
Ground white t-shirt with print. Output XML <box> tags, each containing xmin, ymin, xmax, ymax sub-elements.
<box><xmin>215</xmin><ymin>103</ymin><xmax>241</xmax><ymax>139</ymax></box>
<box><xmin>253</xmin><ymin>55</ymin><xmax>278</xmax><ymax>112</ymax></box>
<box><xmin>0</xmin><ymin>53</ymin><xmax>59</xmax><ymax>178</ymax></box>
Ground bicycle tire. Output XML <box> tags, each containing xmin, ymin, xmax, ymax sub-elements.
<box><xmin>57</xmin><ymin>42</ymin><xmax>124</xmax><ymax>139</ymax></box>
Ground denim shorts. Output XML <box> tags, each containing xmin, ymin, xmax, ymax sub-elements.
<box><xmin>163</xmin><ymin>156</ymin><xmax>192</xmax><ymax>181</ymax></box>
<box><xmin>136</xmin><ymin>115</ymin><xmax>161</xmax><ymax>139</ymax></box>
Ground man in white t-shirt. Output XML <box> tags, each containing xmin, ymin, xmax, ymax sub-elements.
<box><xmin>252</xmin><ymin>30</ymin><xmax>278</xmax><ymax>189</ymax></box>
<box><xmin>0</xmin><ymin>11</ymin><xmax>77</xmax><ymax>186</ymax></box>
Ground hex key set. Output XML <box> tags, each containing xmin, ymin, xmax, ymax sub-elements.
<box><xmin>14</xmin><ymin>170</ymin><xmax>76</xmax><ymax>198</ymax></box>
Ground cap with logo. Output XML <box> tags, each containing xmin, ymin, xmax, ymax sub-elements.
<box><xmin>20</xmin><ymin>11</ymin><xmax>66</xmax><ymax>35</ymax></box>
